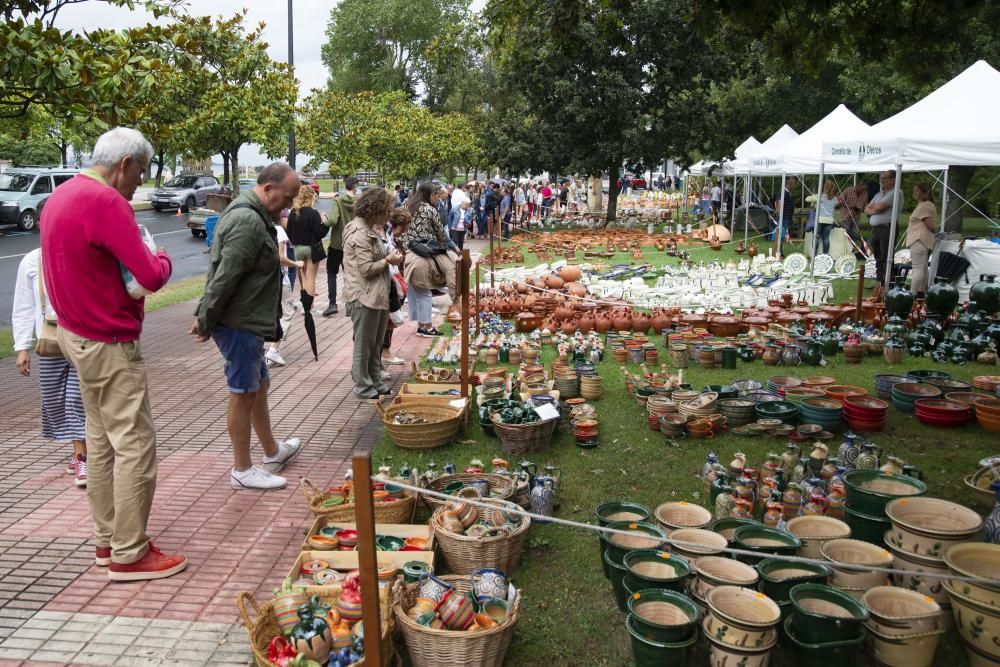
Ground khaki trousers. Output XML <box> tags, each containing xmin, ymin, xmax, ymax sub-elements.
<box><xmin>58</xmin><ymin>328</ymin><xmax>157</xmax><ymax>564</ymax></box>
<box><xmin>909</xmin><ymin>242</ymin><xmax>931</xmax><ymax>295</ymax></box>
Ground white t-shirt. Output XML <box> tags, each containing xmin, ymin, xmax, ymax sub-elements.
<box><xmin>711</xmin><ymin>186</ymin><xmax>722</xmax><ymax>202</ymax></box>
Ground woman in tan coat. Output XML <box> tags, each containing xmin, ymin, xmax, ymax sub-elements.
<box><xmin>906</xmin><ymin>182</ymin><xmax>938</xmax><ymax>297</ymax></box>
<box><xmin>343</xmin><ymin>188</ymin><xmax>403</xmax><ymax>399</ymax></box>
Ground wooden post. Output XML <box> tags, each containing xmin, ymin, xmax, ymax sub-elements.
<box><xmin>352</xmin><ymin>454</ymin><xmax>382</xmax><ymax>667</ymax></box>
<box><xmin>489</xmin><ymin>210</ymin><xmax>495</xmax><ymax>288</ymax></box>
<box><xmin>461</xmin><ymin>249</ymin><xmax>471</xmax><ymax>398</ymax></box>
<box><xmin>855</xmin><ymin>263</ymin><xmax>866</xmax><ymax>322</ymax></box>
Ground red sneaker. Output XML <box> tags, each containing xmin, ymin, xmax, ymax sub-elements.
<box><xmin>108</xmin><ymin>542</ymin><xmax>187</xmax><ymax>582</ymax></box>
<box><xmin>95</xmin><ymin>546</ymin><xmax>111</xmax><ymax>567</ymax></box>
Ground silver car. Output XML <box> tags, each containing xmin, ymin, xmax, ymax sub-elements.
<box><xmin>151</xmin><ymin>173</ymin><xmax>223</xmax><ymax>212</ymax></box>
<box><xmin>0</xmin><ymin>167</ymin><xmax>78</xmax><ymax>231</ymax></box>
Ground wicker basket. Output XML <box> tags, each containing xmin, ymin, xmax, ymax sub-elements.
<box><xmin>430</xmin><ymin>500</ymin><xmax>530</xmax><ymax>574</ymax></box>
<box><xmin>491</xmin><ymin>416</ymin><xmax>558</xmax><ymax>455</ymax></box>
<box><xmin>423</xmin><ymin>474</ymin><xmax>518</xmax><ymax>513</ymax></box>
<box><xmin>410</xmin><ymin>362</ymin><xmax>460</xmax><ymax>384</ymax></box>
<box><xmin>236</xmin><ymin>581</ymin><xmax>399</xmax><ymax>667</ymax></box>
<box><xmin>394</xmin><ymin>576</ymin><xmax>521</xmax><ymax>667</ymax></box>
<box><xmin>376</xmin><ymin>400</ymin><xmax>464</xmax><ymax>450</ymax></box>
<box><xmin>300</xmin><ymin>479</ymin><xmax>417</xmax><ymax>523</ymax></box>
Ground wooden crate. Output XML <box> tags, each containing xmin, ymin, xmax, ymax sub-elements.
<box><xmin>289</xmin><ymin>549</ymin><xmax>435</xmax><ymax>596</ymax></box>
<box><xmin>303</xmin><ymin>518</ymin><xmax>433</xmax><ymax>552</ymax></box>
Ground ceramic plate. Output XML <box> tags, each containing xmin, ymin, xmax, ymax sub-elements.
<box><xmin>783</xmin><ymin>253</ymin><xmax>808</xmax><ymax>275</ymax></box>
<box><xmin>813</xmin><ymin>253</ymin><xmax>835</xmax><ymax>275</ymax></box>
<box><xmin>835</xmin><ymin>255</ymin><xmax>857</xmax><ymax>277</ymax></box>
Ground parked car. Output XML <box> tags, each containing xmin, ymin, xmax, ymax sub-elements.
<box><xmin>615</xmin><ymin>177</ymin><xmax>646</xmax><ymax>190</ymax></box>
<box><xmin>151</xmin><ymin>173</ymin><xmax>224</xmax><ymax>212</ymax></box>
<box><xmin>0</xmin><ymin>167</ymin><xmax>78</xmax><ymax>231</ymax></box>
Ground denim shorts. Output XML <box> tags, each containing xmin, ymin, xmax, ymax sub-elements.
<box><xmin>212</xmin><ymin>324</ymin><xmax>268</xmax><ymax>393</ymax></box>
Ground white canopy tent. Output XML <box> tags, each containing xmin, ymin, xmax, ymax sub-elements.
<box><xmin>736</xmin><ymin>125</ymin><xmax>800</xmax><ymax>250</ymax></box>
<box><xmin>822</xmin><ymin>59</ymin><xmax>1000</xmax><ymax>287</ymax></box>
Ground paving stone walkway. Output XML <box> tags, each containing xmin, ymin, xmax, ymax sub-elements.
<box><xmin>0</xmin><ymin>236</ymin><xmax>486</xmax><ymax>666</ymax></box>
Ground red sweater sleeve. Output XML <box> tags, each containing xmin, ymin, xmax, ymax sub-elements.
<box><xmin>91</xmin><ymin>194</ymin><xmax>172</xmax><ymax>292</ymax></box>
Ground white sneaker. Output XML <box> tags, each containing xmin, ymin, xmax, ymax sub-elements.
<box><xmin>386</xmin><ymin>356</ymin><xmax>406</xmax><ymax>365</ymax></box>
<box><xmin>265</xmin><ymin>348</ymin><xmax>286</xmax><ymax>367</ymax></box>
<box><xmin>380</xmin><ymin>371</ymin><xmax>391</xmax><ymax>381</ymax></box>
<box><xmin>262</xmin><ymin>438</ymin><xmax>303</xmax><ymax>474</ymax></box>
<box><xmin>231</xmin><ymin>464</ymin><xmax>287</xmax><ymax>490</ymax></box>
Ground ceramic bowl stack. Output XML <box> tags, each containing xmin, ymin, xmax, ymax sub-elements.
<box><xmin>907</xmin><ymin>369</ymin><xmax>951</xmax><ymax>382</ymax></box>
<box><xmin>689</xmin><ymin>557</ymin><xmax>759</xmax><ymax>611</ymax></box>
<box><xmin>914</xmin><ymin>398</ymin><xmax>972</xmax><ymax>427</ymax></box>
<box><xmin>874</xmin><ymin>374</ymin><xmax>911</xmax><ymax>399</ymax></box>
<box><xmin>841</xmin><ymin>470</ymin><xmax>927</xmax><ymax>547</ymax></box>
<box><xmin>755</xmin><ymin>557</ymin><xmax>831</xmax><ymax>629</ymax></box>
<box><xmin>891</xmin><ymin>382</ymin><xmax>942</xmax><ymax>414</ymax></box>
<box><xmin>703</xmin><ymin>586</ymin><xmax>781</xmax><ymax>667</ymax></box>
<box><xmin>703</xmin><ymin>384</ymin><xmax>738</xmax><ymax>400</ymax></box>
<box><xmin>653</xmin><ymin>501</ymin><xmax>712</xmax><ymax>536</ymax></box>
<box><xmin>645</xmin><ymin>395</ymin><xmax>676</xmax><ymax>426</ymax></box>
<box><xmin>974</xmin><ymin>397</ymin><xmax>1000</xmax><ymax>432</ymax></box>
<box><xmin>819</xmin><ymin>538</ymin><xmax>892</xmax><ymax>600</ymax></box>
<box><xmin>942</xmin><ymin>543</ymin><xmax>1000</xmax><ymax>667</ymax></box>
<box><xmin>972</xmin><ymin>375</ymin><xmax>1000</xmax><ymax>393</ymax></box>
<box><xmin>783</xmin><ymin>386</ymin><xmax>826</xmax><ymax>405</ymax></box>
<box><xmin>718</xmin><ymin>398</ymin><xmax>756</xmax><ymax>427</ymax></box>
<box><xmin>841</xmin><ymin>395</ymin><xmax>890</xmax><ymax>432</ymax></box>
<box><xmin>767</xmin><ymin>375</ymin><xmax>802</xmax><ymax>398</ymax></box>
<box><xmin>668</xmin><ymin>528</ymin><xmax>728</xmax><ymax>560</ymax></box>
<box><xmin>802</xmin><ymin>375</ymin><xmax>836</xmax><ymax>390</ymax></box>
<box><xmin>785</xmin><ymin>584</ymin><xmax>868</xmax><ymax>667</ymax></box>
<box><xmin>731</xmin><ymin>379</ymin><xmax>764</xmax><ymax>396</ymax></box>
<box><xmin>884</xmin><ymin>496</ymin><xmax>983</xmax><ymax>613</ymax></box>
<box><xmin>754</xmin><ymin>400</ymin><xmax>799</xmax><ymax>425</ymax></box>
<box><xmin>798</xmin><ymin>398</ymin><xmax>843</xmax><ymax>432</ymax></box>
<box><xmin>553</xmin><ymin>369</ymin><xmax>579</xmax><ymax>399</ymax></box>
<box><xmin>732</xmin><ymin>525</ymin><xmax>802</xmax><ymax>565</ymax></box>
<box><xmin>862</xmin><ymin>586</ymin><xmax>945</xmax><ymax>667</ymax></box>
<box><xmin>676</xmin><ymin>392</ymin><xmax>719</xmax><ymax>419</ymax></box>
<box><xmin>625</xmin><ymin>590</ymin><xmax>699</xmax><ymax>665</ymax></box>
<box><xmin>623</xmin><ymin>548</ymin><xmax>691</xmax><ymax>595</ymax></box>
<box><xmin>745</xmin><ymin>391</ymin><xmax>782</xmax><ymax>404</ymax></box>
<box><xmin>923</xmin><ymin>376</ymin><xmax>973</xmax><ymax>393</ymax></box>
<box><xmin>786</xmin><ymin>515</ymin><xmax>852</xmax><ymax>559</ymax></box>
<box><xmin>964</xmin><ymin>462</ymin><xmax>1000</xmax><ymax>505</ymax></box>
<box><xmin>823</xmin><ymin>385</ymin><xmax>868</xmax><ymax>403</ymax></box>
<box><xmin>579</xmin><ymin>374</ymin><xmax>603</xmax><ymax>401</ymax></box>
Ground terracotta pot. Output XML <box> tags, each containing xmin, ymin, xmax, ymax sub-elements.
<box><xmin>515</xmin><ymin>311</ymin><xmax>541</xmax><ymax>332</ymax></box>
<box><xmin>709</xmin><ymin>315</ymin><xmax>740</xmax><ymax>338</ymax></box>
<box><xmin>614</xmin><ymin>310</ymin><xmax>634</xmax><ymax>331</ymax></box>
<box><xmin>558</xmin><ymin>265</ymin><xmax>582</xmax><ymax>282</ymax></box>
<box><xmin>681</xmin><ymin>312</ymin><xmax>709</xmax><ymax>329</ymax></box>
<box><xmin>561</xmin><ymin>318</ymin><xmax>577</xmax><ymax>334</ymax></box>
<box><xmin>595</xmin><ymin>314</ymin><xmax>613</xmax><ymax>333</ymax></box>
<box><xmin>545</xmin><ymin>275</ymin><xmax>565</xmax><ymax>290</ymax></box>
<box><xmin>651</xmin><ymin>310</ymin><xmax>672</xmax><ymax>333</ymax></box>
<box><xmin>633</xmin><ymin>313</ymin><xmax>652</xmax><ymax>334</ymax></box>
<box><xmin>565</xmin><ymin>282</ymin><xmax>587</xmax><ymax>297</ymax></box>
<box><xmin>579</xmin><ymin>313</ymin><xmax>595</xmax><ymax>333</ymax></box>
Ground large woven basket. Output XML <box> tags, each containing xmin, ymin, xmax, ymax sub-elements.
<box><xmin>236</xmin><ymin>582</ymin><xmax>399</xmax><ymax>667</ymax></box>
<box><xmin>423</xmin><ymin>473</ymin><xmax>518</xmax><ymax>513</ymax></box>
<box><xmin>491</xmin><ymin>416</ymin><xmax>558</xmax><ymax>455</ymax></box>
<box><xmin>430</xmin><ymin>499</ymin><xmax>530</xmax><ymax>574</ymax></box>
<box><xmin>300</xmin><ymin>479</ymin><xmax>417</xmax><ymax>523</ymax></box>
<box><xmin>394</xmin><ymin>575</ymin><xmax>521</xmax><ymax>667</ymax></box>
<box><xmin>376</xmin><ymin>400</ymin><xmax>463</xmax><ymax>450</ymax></box>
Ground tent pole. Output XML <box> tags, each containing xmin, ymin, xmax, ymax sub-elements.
<box><xmin>931</xmin><ymin>168</ymin><xmax>949</xmax><ymax>283</ymax></box>
<box><xmin>884</xmin><ymin>164</ymin><xmax>904</xmax><ymax>287</ymax></box>
<box><xmin>810</xmin><ymin>164</ymin><xmax>826</xmax><ymax>276</ymax></box>
<box><xmin>744</xmin><ymin>172</ymin><xmax>750</xmax><ymax>244</ymax></box>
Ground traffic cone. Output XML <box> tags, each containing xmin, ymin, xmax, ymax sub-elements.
<box><xmin>175</xmin><ymin>207</ymin><xmax>183</xmax><ymax>217</ymax></box>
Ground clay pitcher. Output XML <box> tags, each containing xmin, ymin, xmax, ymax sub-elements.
<box><xmin>579</xmin><ymin>312</ymin><xmax>595</xmax><ymax>333</ymax></box>
<box><xmin>633</xmin><ymin>312</ymin><xmax>651</xmax><ymax>334</ymax></box>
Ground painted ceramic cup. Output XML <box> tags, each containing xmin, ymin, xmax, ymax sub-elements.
<box><xmin>418</xmin><ymin>573</ymin><xmax>454</xmax><ymax>608</ymax></box>
<box><xmin>470</xmin><ymin>568</ymin><xmax>508</xmax><ymax>602</ymax></box>
<box><xmin>481</xmin><ymin>597</ymin><xmax>509</xmax><ymax>624</ymax></box>
<box><xmin>437</xmin><ymin>590</ymin><xmax>475</xmax><ymax>630</ymax></box>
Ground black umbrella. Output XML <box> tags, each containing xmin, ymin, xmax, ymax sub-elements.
<box><xmin>300</xmin><ymin>291</ymin><xmax>319</xmax><ymax>360</ymax></box>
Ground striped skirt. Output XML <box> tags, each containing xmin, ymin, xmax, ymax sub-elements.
<box><xmin>37</xmin><ymin>355</ymin><xmax>86</xmax><ymax>442</ymax></box>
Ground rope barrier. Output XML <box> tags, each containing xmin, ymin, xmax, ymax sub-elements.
<box><xmin>386</xmin><ymin>479</ymin><xmax>1000</xmax><ymax>587</ymax></box>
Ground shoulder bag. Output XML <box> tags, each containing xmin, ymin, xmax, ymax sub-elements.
<box><xmin>35</xmin><ymin>255</ymin><xmax>63</xmax><ymax>357</ymax></box>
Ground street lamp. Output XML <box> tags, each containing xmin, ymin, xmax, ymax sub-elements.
<box><xmin>287</xmin><ymin>0</ymin><xmax>296</xmax><ymax>170</ymax></box>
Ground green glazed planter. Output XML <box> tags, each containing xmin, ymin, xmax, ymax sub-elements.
<box><xmin>710</xmin><ymin>517</ymin><xmax>762</xmax><ymax>543</ymax></box>
<box><xmin>623</xmin><ymin>549</ymin><xmax>690</xmax><ymax>593</ymax></box>
<box><xmin>842</xmin><ymin>504</ymin><xmax>893</xmax><ymax>546</ymax></box>
<box><xmin>789</xmin><ymin>583</ymin><xmax>869</xmax><ymax>644</ymax></box>
<box><xmin>600</xmin><ymin>520</ymin><xmax>666</xmax><ymax>567</ymax></box>
<box><xmin>594</xmin><ymin>504</ymin><xmax>651</xmax><ymax>578</ymax></box>
<box><xmin>783</xmin><ymin>615</ymin><xmax>865</xmax><ymax>667</ymax></box>
<box><xmin>626</xmin><ymin>589</ymin><xmax>700</xmax><ymax>643</ymax></box>
<box><xmin>733</xmin><ymin>525</ymin><xmax>802</xmax><ymax>565</ymax></box>
<box><xmin>842</xmin><ymin>470</ymin><xmax>927</xmax><ymax>516</ymax></box>
<box><xmin>755</xmin><ymin>558</ymin><xmax>831</xmax><ymax>602</ymax></box>
<box><xmin>604</xmin><ymin>549</ymin><xmax>631</xmax><ymax>611</ymax></box>
<box><xmin>625</xmin><ymin>614</ymin><xmax>698</xmax><ymax>667</ymax></box>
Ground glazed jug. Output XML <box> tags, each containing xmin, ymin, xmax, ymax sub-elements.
<box><xmin>762</xmin><ymin>452</ymin><xmax>781</xmax><ymax>476</ymax></box>
<box><xmin>837</xmin><ymin>433</ymin><xmax>862</xmax><ymax>469</ymax></box>
<box><xmin>710</xmin><ymin>471</ymin><xmax>730</xmax><ymax>508</ymax></box>
<box><xmin>530</xmin><ymin>477</ymin><xmax>556</xmax><ymax>524</ymax></box>
<box><xmin>728</xmin><ymin>452</ymin><xmax>748</xmax><ymax>477</ymax></box>
<box><xmin>544</xmin><ymin>465</ymin><xmax>562</xmax><ymax>508</ymax></box>
<box><xmin>801</xmin><ymin>340</ymin><xmax>823</xmax><ymax>366</ymax></box>
<box><xmin>714</xmin><ymin>484</ymin><xmax>736</xmax><ymax>520</ymax></box>
<box><xmin>763</xmin><ymin>498</ymin><xmax>785</xmax><ymax>528</ymax></box>
<box><xmin>856</xmin><ymin>443</ymin><xmax>881</xmax><ymax>471</ymax></box>
<box><xmin>791</xmin><ymin>456</ymin><xmax>810</xmax><ymax>485</ymax></box>
<box><xmin>780</xmin><ymin>343</ymin><xmax>802</xmax><ymax>367</ymax></box>
<box><xmin>729</xmin><ymin>498</ymin><xmax>754</xmax><ymax>520</ymax></box>
<box><xmin>782</xmin><ymin>484</ymin><xmax>803</xmax><ymax>519</ymax></box>
<box><xmin>518</xmin><ymin>461</ymin><xmax>538</xmax><ymax>487</ymax></box>
<box><xmin>821</xmin><ymin>457</ymin><xmax>842</xmax><ymax>482</ymax></box>
<box><xmin>802</xmin><ymin>491</ymin><xmax>830</xmax><ymax>517</ymax></box>
<box><xmin>902</xmin><ymin>463</ymin><xmax>925</xmax><ymax>480</ymax></box>
<box><xmin>807</xmin><ymin>443</ymin><xmax>829</xmax><ymax>475</ymax></box>
<box><xmin>879</xmin><ymin>455</ymin><xmax>905</xmax><ymax>476</ymax></box>
<box><xmin>985</xmin><ymin>480</ymin><xmax>1000</xmax><ymax>544</ymax></box>
<box><xmin>781</xmin><ymin>443</ymin><xmax>801</xmax><ymax>474</ymax></box>
<box><xmin>290</xmin><ymin>600</ymin><xmax>333</xmax><ymax>664</ymax></box>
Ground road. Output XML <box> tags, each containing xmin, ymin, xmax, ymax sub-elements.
<box><xmin>0</xmin><ymin>199</ymin><xmax>332</xmax><ymax>327</ymax></box>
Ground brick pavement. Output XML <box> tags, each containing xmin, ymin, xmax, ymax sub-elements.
<box><xmin>0</xmin><ymin>237</ymin><xmax>487</xmax><ymax>666</ymax></box>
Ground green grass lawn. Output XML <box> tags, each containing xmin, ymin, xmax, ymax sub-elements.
<box><xmin>373</xmin><ymin>230</ymin><xmax>994</xmax><ymax>666</ymax></box>
<box><xmin>1</xmin><ymin>275</ymin><xmax>206</xmax><ymax>361</ymax></box>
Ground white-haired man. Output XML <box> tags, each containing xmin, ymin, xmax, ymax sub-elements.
<box><xmin>41</xmin><ymin>127</ymin><xmax>186</xmax><ymax>582</ymax></box>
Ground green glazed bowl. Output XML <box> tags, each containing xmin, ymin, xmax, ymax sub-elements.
<box><xmin>711</xmin><ymin>517</ymin><xmax>762</xmax><ymax>543</ymax></box>
<box><xmin>842</xmin><ymin>504</ymin><xmax>892</xmax><ymax>547</ymax></box>
<box><xmin>783</xmin><ymin>615</ymin><xmax>865</xmax><ymax>667</ymax></box>
<box><xmin>733</xmin><ymin>525</ymin><xmax>802</xmax><ymax>565</ymax></box>
<box><xmin>789</xmin><ymin>583</ymin><xmax>869</xmax><ymax>644</ymax></box>
<box><xmin>755</xmin><ymin>558</ymin><xmax>831</xmax><ymax>602</ymax></box>
<box><xmin>625</xmin><ymin>614</ymin><xmax>699</xmax><ymax>667</ymax></box>
<box><xmin>842</xmin><ymin>470</ymin><xmax>927</xmax><ymax>516</ymax></box>
<box><xmin>601</xmin><ymin>521</ymin><xmax>667</xmax><ymax>566</ymax></box>
<box><xmin>604</xmin><ymin>548</ymin><xmax>630</xmax><ymax>611</ymax></box>
<box><xmin>595</xmin><ymin>501</ymin><xmax>652</xmax><ymax>527</ymax></box>
<box><xmin>627</xmin><ymin>589</ymin><xmax>700</xmax><ymax>643</ymax></box>
<box><xmin>624</xmin><ymin>549</ymin><xmax>690</xmax><ymax>592</ymax></box>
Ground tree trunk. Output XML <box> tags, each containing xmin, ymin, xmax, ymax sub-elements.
<box><xmin>59</xmin><ymin>139</ymin><xmax>68</xmax><ymax>167</ymax></box>
<box><xmin>944</xmin><ymin>165</ymin><xmax>977</xmax><ymax>233</ymax></box>
<box><xmin>222</xmin><ymin>152</ymin><xmax>231</xmax><ymax>190</ymax></box>
<box><xmin>154</xmin><ymin>149</ymin><xmax>165</xmax><ymax>187</ymax></box>
<box><xmin>604</xmin><ymin>166</ymin><xmax>620</xmax><ymax>224</ymax></box>
<box><xmin>230</xmin><ymin>150</ymin><xmax>240</xmax><ymax>196</ymax></box>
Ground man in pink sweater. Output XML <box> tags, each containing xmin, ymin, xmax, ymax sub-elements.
<box><xmin>41</xmin><ymin>127</ymin><xmax>186</xmax><ymax>582</ymax></box>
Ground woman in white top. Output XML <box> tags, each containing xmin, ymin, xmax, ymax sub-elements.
<box><xmin>12</xmin><ymin>248</ymin><xmax>87</xmax><ymax>487</ymax></box>
<box><xmin>265</xmin><ymin>220</ymin><xmax>305</xmax><ymax>367</ymax></box>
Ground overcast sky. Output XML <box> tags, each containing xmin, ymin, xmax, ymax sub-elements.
<box><xmin>56</xmin><ymin>1</ymin><xmax>343</xmax><ymax>167</ymax></box>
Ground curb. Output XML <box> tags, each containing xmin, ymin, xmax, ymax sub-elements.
<box><xmin>132</xmin><ymin>201</ymin><xmax>152</xmax><ymax>211</ymax></box>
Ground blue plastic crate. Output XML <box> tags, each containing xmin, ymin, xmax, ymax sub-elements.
<box><xmin>204</xmin><ymin>214</ymin><xmax>220</xmax><ymax>248</ymax></box>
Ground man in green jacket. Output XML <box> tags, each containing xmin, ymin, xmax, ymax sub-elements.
<box><xmin>323</xmin><ymin>175</ymin><xmax>358</xmax><ymax>317</ymax></box>
<box><xmin>190</xmin><ymin>163</ymin><xmax>305</xmax><ymax>491</ymax></box>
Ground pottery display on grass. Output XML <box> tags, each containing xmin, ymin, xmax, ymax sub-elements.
<box><xmin>788</xmin><ymin>583</ymin><xmax>869</xmax><ymax>644</ymax></box>
<box><xmin>862</xmin><ymin>586</ymin><xmax>944</xmax><ymax>637</ymax></box>
<box><xmin>623</xmin><ymin>549</ymin><xmax>691</xmax><ymax>593</ymax></box>
<box><xmin>625</xmin><ymin>614</ymin><xmax>698</xmax><ymax>666</ymax></box>
<box><xmin>986</xmin><ymin>480</ymin><xmax>1000</xmax><ymax>544</ymax></box>
<box><xmin>925</xmin><ymin>276</ymin><xmax>959</xmax><ymax>317</ymax></box>
<box><xmin>705</xmin><ymin>585</ymin><xmax>781</xmax><ymax>649</ymax></box>
<box><xmin>819</xmin><ymin>538</ymin><xmax>892</xmax><ymax>592</ymax></box>
<box><xmin>785</xmin><ymin>515</ymin><xmax>852</xmax><ymax>559</ymax></box>
<box><xmin>627</xmin><ymin>588</ymin><xmax>699</xmax><ymax>643</ymax></box>
<box><xmin>884</xmin><ymin>496</ymin><xmax>984</xmax><ymax>557</ymax></box>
